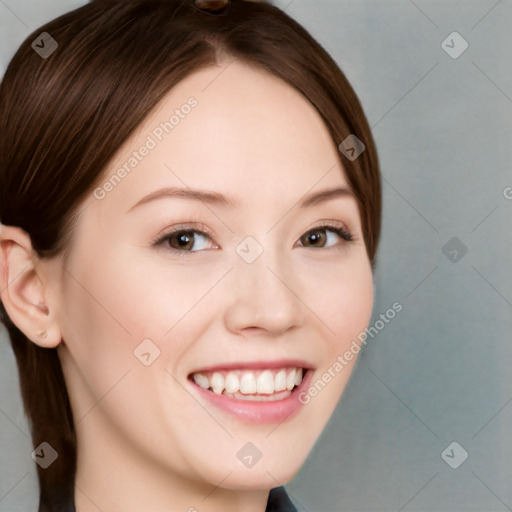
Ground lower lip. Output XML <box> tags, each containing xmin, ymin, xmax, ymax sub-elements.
<box><xmin>188</xmin><ymin>369</ymin><xmax>314</xmax><ymax>424</ymax></box>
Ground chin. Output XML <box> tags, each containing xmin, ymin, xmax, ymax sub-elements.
<box><xmin>201</xmin><ymin>454</ymin><xmax>305</xmax><ymax>491</ymax></box>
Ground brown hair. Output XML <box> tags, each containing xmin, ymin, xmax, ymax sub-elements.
<box><xmin>0</xmin><ymin>0</ymin><xmax>381</xmax><ymax>509</ymax></box>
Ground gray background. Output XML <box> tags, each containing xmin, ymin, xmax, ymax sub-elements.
<box><xmin>1</xmin><ymin>1</ymin><xmax>511</xmax><ymax>511</ymax></box>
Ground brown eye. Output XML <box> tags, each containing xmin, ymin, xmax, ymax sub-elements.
<box><xmin>168</xmin><ymin>231</ymin><xmax>196</xmax><ymax>251</ymax></box>
<box><xmin>154</xmin><ymin>229</ymin><xmax>214</xmax><ymax>254</ymax></box>
<box><xmin>301</xmin><ymin>229</ymin><xmax>327</xmax><ymax>248</ymax></box>
<box><xmin>299</xmin><ymin>225</ymin><xmax>353</xmax><ymax>249</ymax></box>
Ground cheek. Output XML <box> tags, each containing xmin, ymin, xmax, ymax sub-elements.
<box><xmin>298</xmin><ymin>254</ymin><xmax>374</xmax><ymax>351</ymax></box>
<box><xmin>64</xmin><ymin>249</ymin><xmax>212</xmax><ymax>346</ymax></box>
<box><xmin>335</xmin><ymin>267</ymin><xmax>373</xmax><ymax>344</ymax></box>
<box><xmin>58</xmin><ymin>262</ymin><xmax>138</xmax><ymax>400</ymax></box>
<box><xmin>58</xmin><ymin>252</ymin><xmax>199</xmax><ymax>460</ymax></box>
<box><xmin>104</xmin><ymin>250</ymin><xmax>223</xmax><ymax>336</ymax></box>
<box><xmin>58</xmin><ymin>248</ymin><xmax>224</xmax><ymax>430</ymax></box>
<box><xmin>287</xmin><ymin>256</ymin><xmax>373</xmax><ymax>438</ymax></box>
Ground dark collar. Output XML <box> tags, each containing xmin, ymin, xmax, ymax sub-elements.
<box><xmin>265</xmin><ymin>486</ymin><xmax>297</xmax><ymax>512</ymax></box>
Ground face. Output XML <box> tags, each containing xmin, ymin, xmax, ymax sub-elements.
<box><xmin>44</xmin><ymin>60</ymin><xmax>373</xmax><ymax>499</ymax></box>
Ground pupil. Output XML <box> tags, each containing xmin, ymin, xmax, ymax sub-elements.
<box><xmin>308</xmin><ymin>230</ymin><xmax>324</xmax><ymax>246</ymax></box>
<box><xmin>177</xmin><ymin>232</ymin><xmax>192</xmax><ymax>248</ymax></box>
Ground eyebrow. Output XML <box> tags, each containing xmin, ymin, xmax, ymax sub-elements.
<box><xmin>126</xmin><ymin>185</ymin><xmax>354</xmax><ymax>213</ymax></box>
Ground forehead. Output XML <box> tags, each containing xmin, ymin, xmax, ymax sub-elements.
<box><xmin>84</xmin><ymin>60</ymin><xmax>351</xmax><ymax>219</ymax></box>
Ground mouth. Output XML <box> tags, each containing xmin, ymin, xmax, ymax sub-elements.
<box><xmin>188</xmin><ymin>366</ymin><xmax>307</xmax><ymax>401</ymax></box>
<box><xmin>186</xmin><ymin>362</ymin><xmax>314</xmax><ymax>424</ymax></box>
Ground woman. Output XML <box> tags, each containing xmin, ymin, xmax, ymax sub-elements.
<box><xmin>0</xmin><ymin>0</ymin><xmax>381</xmax><ymax>510</ymax></box>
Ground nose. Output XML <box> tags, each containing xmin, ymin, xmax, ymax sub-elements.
<box><xmin>222</xmin><ymin>244</ymin><xmax>305</xmax><ymax>336</ymax></box>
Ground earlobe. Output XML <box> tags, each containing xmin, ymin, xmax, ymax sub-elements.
<box><xmin>0</xmin><ymin>224</ymin><xmax>61</xmax><ymax>348</ymax></box>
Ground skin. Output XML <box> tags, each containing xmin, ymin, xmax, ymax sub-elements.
<box><xmin>0</xmin><ymin>58</ymin><xmax>373</xmax><ymax>511</ymax></box>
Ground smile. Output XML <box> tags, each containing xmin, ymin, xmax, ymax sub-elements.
<box><xmin>187</xmin><ymin>363</ymin><xmax>314</xmax><ymax>424</ymax></box>
<box><xmin>191</xmin><ymin>367</ymin><xmax>304</xmax><ymax>400</ymax></box>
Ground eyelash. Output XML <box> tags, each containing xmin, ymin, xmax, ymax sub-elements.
<box><xmin>151</xmin><ymin>221</ymin><xmax>355</xmax><ymax>256</ymax></box>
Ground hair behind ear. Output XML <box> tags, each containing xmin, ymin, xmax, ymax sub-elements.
<box><xmin>0</xmin><ymin>303</ymin><xmax>76</xmax><ymax>511</ymax></box>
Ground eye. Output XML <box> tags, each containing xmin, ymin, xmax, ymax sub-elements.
<box><xmin>297</xmin><ymin>223</ymin><xmax>353</xmax><ymax>249</ymax></box>
<box><xmin>151</xmin><ymin>221</ymin><xmax>354</xmax><ymax>256</ymax></box>
<box><xmin>152</xmin><ymin>225</ymin><xmax>217</xmax><ymax>255</ymax></box>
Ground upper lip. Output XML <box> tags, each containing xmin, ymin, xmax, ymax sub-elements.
<box><xmin>188</xmin><ymin>359</ymin><xmax>315</xmax><ymax>375</ymax></box>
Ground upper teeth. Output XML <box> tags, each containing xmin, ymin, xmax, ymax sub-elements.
<box><xmin>192</xmin><ymin>367</ymin><xmax>304</xmax><ymax>395</ymax></box>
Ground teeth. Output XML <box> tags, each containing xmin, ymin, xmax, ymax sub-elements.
<box><xmin>193</xmin><ymin>373</ymin><xmax>209</xmax><ymax>389</ymax></box>
<box><xmin>274</xmin><ymin>369</ymin><xmax>287</xmax><ymax>392</ymax></box>
<box><xmin>286</xmin><ymin>368</ymin><xmax>296</xmax><ymax>391</ymax></box>
<box><xmin>256</xmin><ymin>370</ymin><xmax>274</xmax><ymax>394</ymax></box>
<box><xmin>240</xmin><ymin>372</ymin><xmax>257</xmax><ymax>394</ymax></box>
<box><xmin>224</xmin><ymin>372</ymin><xmax>240</xmax><ymax>394</ymax></box>
<box><xmin>191</xmin><ymin>367</ymin><xmax>305</xmax><ymax>397</ymax></box>
<box><xmin>294</xmin><ymin>368</ymin><xmax>303</xmax><ymax>386</ymax></box>
<box><xmin>210</xmin><ymin>372</ymin><xmax>224</xmax><ymax>395</ymax></box>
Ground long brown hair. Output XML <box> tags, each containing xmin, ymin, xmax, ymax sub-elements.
<box><xmin>0</xmin><ymin>1</ymin><xmax>381</xmax><ymax>509</ymax></box>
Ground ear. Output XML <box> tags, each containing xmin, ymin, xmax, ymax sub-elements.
<box><xmin>0</xmin><ymin>223</ymin><xmax>61</xmax><ymax>348</ymax></box>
